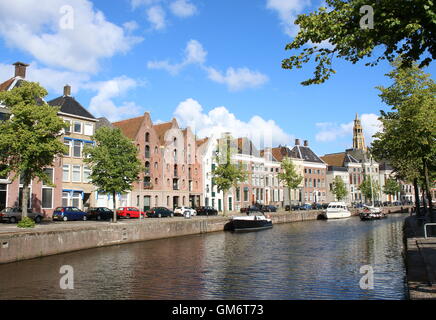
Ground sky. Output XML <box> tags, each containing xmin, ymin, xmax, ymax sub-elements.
<box><xmin>0</xmin><ymin>0</ymin><xmax>434</xmax><ymax>156</ymax></box>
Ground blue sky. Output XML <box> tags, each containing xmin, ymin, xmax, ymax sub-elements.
<box><xmin>0</xmin><ymin>0</ymin><xmax>434</xmax><ymax>156</ymax></box>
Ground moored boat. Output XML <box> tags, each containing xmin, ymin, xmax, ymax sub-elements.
<box><xmin>322</xmin><ymin>202</ymin><xmax>351</xmax><ymax>219</ymax></box>
<box><xmin>229</xmin><ymin>211</ymin><xmax>273</xmax><ymax>231</ymax></box>
<box><xmin>359</xmin><ymin>205</ymin><xmax>386</xmax><ymax>221</ymax></box>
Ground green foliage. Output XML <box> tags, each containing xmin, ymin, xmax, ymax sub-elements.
<box><xmin>282</xmin><ymin>0</ymin><xmax>435</xmax><ymax>85</ymax></box>
<box><xmin>383</xmin><ymin>177</ymin><xmax>401</xmax><ymax>196</ymax></box>
<box><xmin>358</xmin><ymin>175</ymin><xmax>380</xmax><ymax>201</ymax></box>
<box><xmin>83</xmin><ymin>126</ymin><xmax>143</xmax><ymax>196</ymax></box>
<box><xmin>371</xmin><ymin>59</ymin><xmax>435</xmax><ymax>209</ymax></box>
<box><xmin>212</xmin><ymin>134</ymin><xmax>247</xmax><ymax>214</ymax></box>
<box><xmin>17</xmin><ymin>217</ymin><xmax>36</xmax><ymax>228</ymax></box>
<box><xmin>278</xmin><ymin>157</ymin><xmax>303</xmax><ymax>205</ymax></box>
<box><xmin>0</xmin><ymin>82</ymin><xmax>68</xmax><ymax>217</ymax></box>
<box><xmin>332</xmin><ymin>176</ymin><xmax>348</xmax><ymax>201</ymax></box>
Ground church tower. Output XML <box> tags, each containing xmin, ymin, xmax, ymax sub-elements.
<box><xmin>352</xmin><ymin>113</ymin><xmax>367</xmax><ymax>151</ymax></box>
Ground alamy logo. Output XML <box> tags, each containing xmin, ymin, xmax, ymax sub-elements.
<box><xmin>359</xmin><ymin>265</ymin><xmax>374</xmax><ymax>290</ymax></box>
<box><xmin>59</xmin><ymin>265</ymin><xmax>74</xmax><ymax>290</ymax></box>
<box><xmin>59</xmin><ymin>5</ymin><xmax>74</xmax><ymax>30</ymax></box>
<box><xmin>359</xmin><ymin>5</ymin><xmax>374</xmax><ymax>30</ymax></box>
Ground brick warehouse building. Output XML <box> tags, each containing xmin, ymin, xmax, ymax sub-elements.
<box><xmin>112</xmin><ymin>113</ymin><xmax>203</xmax><ymax>211</ymax></box>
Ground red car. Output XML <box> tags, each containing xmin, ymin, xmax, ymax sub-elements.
<box><xmin>116</xmin><ymin>207</ymin><xmax>144</xmax><ymax>219</ymax></box>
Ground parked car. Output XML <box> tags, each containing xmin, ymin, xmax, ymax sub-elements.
<box><xmin>299</xmin><ymin>203</ymin><xmax>313</xmax><ymax>210</ymax></box>
<box><xmin>392</xmin><ymin>201</ymin><xmax>402</xmax><ymax>206</ymax></box>
<box><xmin>311</xmin><ymin>203</ymin><xmax>323</xmax><ymax>210</ymax></box>
<box><xmin>196</xmin><ymin>206</ymin><xmax>218</xmax><ymax>216</ymax></box>
<box><xmin>146</xmin><ymin>207</ymin><xmax>174</xmax><ymax>218</ymax></box>
<box><xmin>0</xmin><ymin>207</ymin><xmax>44</xmax><ymax>223</ymax></box>
<box><xmin>262</xmin><ymin>205</ymin><xmax>277</xmax><ymax>212</ymax></box>
<box><xmin>53</xmin><ymin>207</ymin><xmax>87</xmax><ymax>221</ymax></box>
<box><xmin>116</xmin><ymin>207</ymin><xmax>144</xmax><ymax>219</ymax></box>
<box><xmin>240</xmin><ymin>205</ymin><xmax>261</xmax><ymax>213</ymax></box>
<box><xmin>174</xmin><ymin>206</ymin><xmax>196</xmax><ymax>217</ymax></box>
<box><xmin>87</xmin><ymin>207</ymin><xmax>114</xmax><ymax>220</ymax></box>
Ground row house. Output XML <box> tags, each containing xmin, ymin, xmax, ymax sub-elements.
<box><xmin>321</xmin><ymin>152</ymin><xmax>362</xmax><ymax>204</ymax></box>
<box><xmin>289</xmin><ymin>139</ymin><xmax>328</xmax><ymax>203</ymax></box>
<box><xmin>0</xmin><ymin>62</ymin><xmax>97</xmax><ymax>216</ymax></box>
<box><xmin>271</xmin><ymin>145</ymin><xmax>305</xmax><ymax>205</ymax></box>
<box><xmin>48</xmin><ymin>85</ymin><xmax>98</xmax><ymax>210</ymax></box>
<box><xmin>112</xmin><ymin>114</ymin><xmax>203</xmax><ymax>211</ymax></box>
<box><xmin>199</xmin><ymin>133</ymin><xmax>284</xmax><ymax>212</ymax></box>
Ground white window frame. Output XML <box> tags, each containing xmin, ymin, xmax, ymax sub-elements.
<box><xmin>42</xmin><ymin>187</ymin><xmax>53</xmax><ymax>209</ymax></box>
<box><xmin>73</xmin><ymin>140</ymin><xmax>82</xmax><ymax>158</ymax></box>
<box><xmin>73</xmin><ymin>121</ymin><xmax>83</xmax><ymax>134</ymax></box>
<box><xmin>63</xmin><ymin>139</ymin><xmax>71</xmax><ymax>157</ymax></box>
<box><xmin>83</xmin><ymin>166</ymin><xmax>91</xmax><ymax>183</ymax></box>
<box><xmin>63</xmin><ymin>165</ymin><xmax>70</xmax><ymax>182</ymax></box>
<box><xmin>84</xmin><ymin>123</ymin><xmax>94</xmax><ymax>136</ymax></box>
<box><xmin>72</xmin><ymin>165</ymin><xmax>82</xmax><ymax>182</ymax></box>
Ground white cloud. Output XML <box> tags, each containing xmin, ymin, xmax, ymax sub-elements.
<box><xmin>148</xmin><ymin>39</ymin><xmax>268</xmax><ymax>91</ymax></box>
<box><xmin>266</xmin><ymin>0</ymin><xmax>311</xmax><ymax>36</ymax></box>
<box><xmin>147</xmin><ymin>39</ymin><xmax>207</xmax><ymax>75</ymax></box>
<box><xmin>315</xmin><ymin>114</ymin><xmax>382</xmax><ymax>145</ymax></box>
<box><xmin>123</xmin><ymin>20</ymin><xmax>140</xmax><ymax>33</ymax></box>
<box><xmin>205</xmin><ymin>67</ymin><xmax>269</xmax><ymax>91</ymax></box>
<box><xmin>169</xmin><ymin>0</ymin><xmax>198</xmax><ymax>18</ymax></box>
<box><xmin>131</xmin><ymin>0</ymin><xmax>162</xmax><ymax>9</ymax></box>
<box><xmin>0</xmin><ymin>62</ymin><xmax>90</xmax><ymax>95</ymax></box>
<box><xmin>174</xmin><ymin>98</ymin><xmax>293</xmax><ymax>148</ymax></box>
<box><xmin>87</xmin><ymin>76</ymin><xmax>143</xmax><ymax>121</ymax></box>
<box><xmin>147</xmin><ymin>5</ymin><xmax>167</xmax><ymax>30</ymax></box>
<box><xmin>0</xmin><ymin>0</ymin><xmax>142</xmax><ymax>73</ymax></box>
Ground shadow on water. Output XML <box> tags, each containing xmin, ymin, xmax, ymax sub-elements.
<box><xmin>0</xmin><ymin>214</ymin><xmax>407</xmax><ymax>300</ymax></box>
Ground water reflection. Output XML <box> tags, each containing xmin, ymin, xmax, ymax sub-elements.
<box><xmin>0</xmin><ymin>214</ymin><xmax>406</xmax><ymax>299</ymax></box>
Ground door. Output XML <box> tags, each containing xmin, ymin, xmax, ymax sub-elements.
<box><xmin>0</xmin><ymin>184</ymin><xmax>6</xmax><ymax>211</ymax></box>
<box><xmin>144</xmin><ymin>196</ymin><xmax>151</xmax><ymax>211</ymax></box>
<box><xmin>218</xmin><ymin>199</ymin><xmax>222</xmax><ymax>212</ymax></box>
<box><xmin>173</xmin><ymin>196</ymin><xmax>179</xmax><ymax>210</ymax></box>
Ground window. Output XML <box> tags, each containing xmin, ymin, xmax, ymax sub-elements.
<box><xmin>145</xmin><ymin>132</ymin><xmax>150</xmax><ymax>142</ymax></box>
<box><xmin>73</xmin><ymin>140</ymin><xmax>82</xmax><ymax>157</ymax></box>
<box><xmin>62</xmin><ymin>192</ymin><xmax>69</xmax><ymax>206</ymax></box>
<box><xmin>145</xmin><ymin>145</ymin><xmax>150</xmax><ymax>158</ymax></box>
<box><xmin>63</xmin><ymin>139</ymin><xmax>70</xmax><ymax>156</ymax></box>
<box><xmin>42</xmin><ymin>188</ymin><xmax>53</xmax><ymax>209</ymax></box>
<box><xmin>84</xmin><ymin>123</ymin><xmax>93</xmax><ymax>136</ymax></box>
<box><xmin>72</xmin><ymin>165</ymin><xmax>81</xmax><ymax>182</ymax></box>
<box><xmin>72</xmin><ymin>192</ymin><xmax>81</xmax><ymax>207</ymax></box>
<box><xmin>145</xmin><ymin>162</ymin><xmax>150</xmax><ymax>175</ymax></box>
<box><xmin>63</xmin><ymin>165</ymin><xmax>70</xmax><ymax>182</ymax></box>
<box><xmin>243</xmin><ymin>187</ymin><xmax>249</xmax><ymax>202</ymax></box>
<box><xmin>236</xmin><ymin>187</ymin><xmax>240</xmax><ymax>201</ymax></box>
<box><xmin>43</xmin><ymin>168</ymin><xmax>54</xmax><ymax>185</ymax></box>
<box><xmin>73</xmin><ymin>121</ymin><xmax>82</xmax><ymax>133</ymax></box>
<box><xmin>83</xmin><ymin>166</ymin><xmax>91</xmax><ymax>183</ymax></box>
<box><xmin>64</xmin><ymin>120</ymin><xmax>72</xmax><ymax>133</ymax></box>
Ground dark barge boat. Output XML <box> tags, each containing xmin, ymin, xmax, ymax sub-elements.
<box><xmin>229</xmin><ymin>211</ymin><xmax>273</xmax><ymax>231</ymax></box>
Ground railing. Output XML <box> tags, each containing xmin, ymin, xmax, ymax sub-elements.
<box><xmin>424</xmin><ymin>223</ymin><xmax>436</xmax><ymax>239</ymax></box>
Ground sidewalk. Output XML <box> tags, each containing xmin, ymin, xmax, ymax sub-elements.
<box><xmin>404</xmin><ymin>212</ymin><xmax>436</xmax><ymax>300</ymax></box>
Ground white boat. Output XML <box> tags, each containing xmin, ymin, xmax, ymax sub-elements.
<box><xmin>323</xmin><ymin>202</ymin><xmax>351</xmax><ymax>219</ymax></box>
<box><xmin>229</xmin><ymin>211</ymin><xmax>273</xmax><ymax>231</ymax></box>
<box><xmin>359</xmin><ymin>205</ymin><xmax>386</xmax><ymax>221</ymax></box>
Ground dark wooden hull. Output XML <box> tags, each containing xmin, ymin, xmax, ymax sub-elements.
<box><xmin>231</xmin><ymin>219</ymin><xmax>273</xmax><ymax>231</ymax></box>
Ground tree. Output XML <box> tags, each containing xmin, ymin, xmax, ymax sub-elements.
<box><xmin>359</xmin><ymin>175</ymin><xmax>381</xmax><ymax>203</ymax></box>
<box><xmin>371</xmin><ymin>59</ymin><xmax>435</xmax><ymax>216</ymax></box>
<box><xmin>83</xmin><ymin>127</ymin><xmax>143</xmax><ymax>222</ymax></box>
<box><xmin>0</xmin><ymin>82</ymin><xmax>67</xmax><ymax>218</ymax></box>
<box><xmin>212</xmin><ymin>134</ymin><xmax>247</xmax><ymax>216</ymax></box>
<box><xmin>282</xmin><ymin>0</ymin><xmax>435</xmax><ymax>85</ymax></box>
<box><xmin>332</xmin><ymin>176</ymin><xmax>348</xmax><ymax>201</ymax></box>
<box><xmin>277</xmin><ymin>157</ymin><xmax>303</xmax><ymax>207</ymax></box>
<box><xmin>383</xmin><ymin>177</ymin><xmax>401</xmax><ymax>200</ymax></box>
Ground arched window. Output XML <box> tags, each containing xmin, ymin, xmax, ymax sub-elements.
<box><xmin>145</xmin><ymin>161</ymin><xmax>150</xmax><ymax>175</ymax></box>
<box><xmin>154</xmin><ymin>178</ymin><xmax>158</xmax><ymax>185</ymax></box>
<box><xmin>155</xmin><ymin>195</ymin><xmax>159</xmax><ymax>206</ymax></box>
<box><xmin>145</xmin><ymin>132</ymin><xmax>150</xmax><ymax>142</ymax></box>
<box><xmin>154</xmin><ymin>162</ymin><xmax>158</xmax><ymax>169</ymax></box>
<box><xmin>145</xmin><ymin>145</ymin><xmax>150</xmax><ymax>158</ymax></box>
<box><xmin>154</xmin><ymin>146</ymin><xmax>158</xmax><ymax>154</ymax></box>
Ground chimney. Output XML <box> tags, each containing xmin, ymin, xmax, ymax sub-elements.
<box><xmin>304</xmin><ymin>140</ymin><xmax>309</xmax><ymax>147</ymax></box>
<box><xmin>13</xmin><ymin>62</ymin><xmax>29</xmax><ymax>79</ymax></box>
<box><xmin>295</xmin><ymin>139</ymin><xmax>300</xmax><ymax>146</ymax></box>
<box><xmin>63</xmin><ymin>84</ymin><xmax>71</xmax><ymax>96</ymax></box>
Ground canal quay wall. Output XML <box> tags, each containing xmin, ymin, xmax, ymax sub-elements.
<box><xmin>0</xmin><ymin>206</ymin><xmax>409</xmax><ymax>265</ymax></box>
<box><xmin>403</xmin><ymin>213</ymin><xmax>436</xmax><ymax>300</ymax></box>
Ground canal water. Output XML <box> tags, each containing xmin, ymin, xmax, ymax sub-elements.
<box><xmin>0</xmin><ymin>214</ymin><xmax>407</xmax><ymax>300</ymax></box>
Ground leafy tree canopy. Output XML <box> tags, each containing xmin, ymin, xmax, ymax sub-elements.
<box><xmin>282</xmin><ymin>0</ymin><xmax>435</xmax><ymax>85</ymax></box>
<box><xmin>332</xmin><ymin>175</ymin><xmax>348</xmax><ymax>201</ymax></box>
